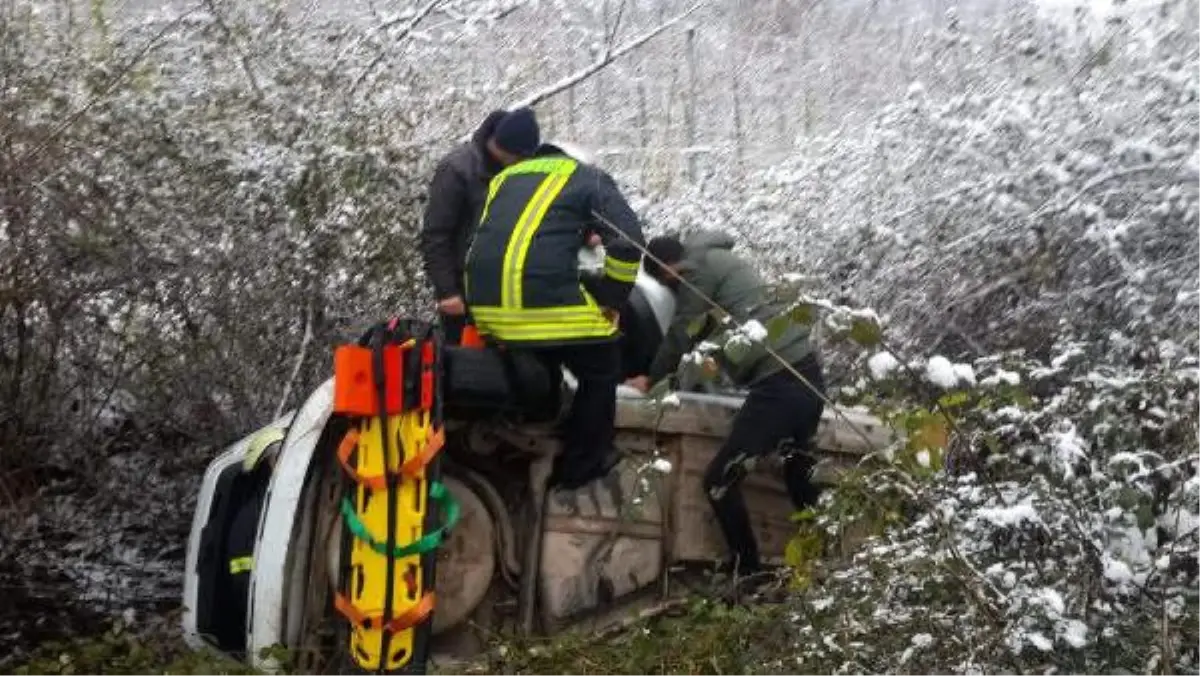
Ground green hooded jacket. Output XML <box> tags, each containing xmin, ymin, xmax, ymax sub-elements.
<box><xmin>646</xmin><ymin>229</ymin><xmax>814</xmax><ymax>387</ymax></box>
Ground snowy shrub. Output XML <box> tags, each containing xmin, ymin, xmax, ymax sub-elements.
<box><xmin>0</xmin><ymin>0</ymin><xmax>1195</xmax><ymax>671</ymax></box>
<box><xmin>641</xmin><ymin>0</ymin><xmax>1199</xmax><ymax>363</ymax></box>
<box><xmin>642</xmin><ymin>220</ymin><xmax>1196</xmax><ymax>673</ymax></box>
<box><xmin>0</xmin><ymin>0</ymin><xmax>527</xmax><ymax>462</ymax></box>
<box><xmin>784</xmin><ymin>340</ymin><xmax>1198</xmax><ymax>674</ymax></box>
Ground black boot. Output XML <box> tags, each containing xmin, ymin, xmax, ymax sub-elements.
<box><xmin>549</xmin><ymin>448</ymin><xmax>621</xmax><ymax>490</ymax></box>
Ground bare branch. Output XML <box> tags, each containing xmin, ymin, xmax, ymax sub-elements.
<box><xmin>201</xmin><ymin>0</ymin><xmax>264</xmax><ymax>102</ymax></box>
<box><xmin>345</xmin><ymin>0</ymin><xmax>447</xmax><ymax>101</ymax></box>
<box><xmin>5</xmin><ymin>7</ymin><xmax>197</xmax><ymax>175</ymax></box>
<box><xmin>488</xmin><ymin>0</ymin><xmax>709</xmax><ymax>129</ymax></box>
<box><xmin>275</xmin><ymin>304</ymin><xmax>314</xmax><ymax>420</ymax></box>
<box><xmin>603</xmin><ymin>0</ymin><xmax>628</xmax><ymax>59</ymax></box>
<box><xmin>515</xmin><ymin>1</ymin><xmax>703</xmax><ymax>107</ymax></box>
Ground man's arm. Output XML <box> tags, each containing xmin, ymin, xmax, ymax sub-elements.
<box><xmin>587</xmin><ymin>170</ymin><xmax>645</xmax><ymax>309</ymax></box>
<box><xmin>646</xmin><ymin>280</ymin><xmax>709</xmax><ymax>386</ymax></box>
<box><xmin>419</xmin><ymin>158</ymin><xmax>467</xmax><ymax>301</ymax></box>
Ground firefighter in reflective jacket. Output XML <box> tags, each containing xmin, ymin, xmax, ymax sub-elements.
<box><xmin>224</xmin><ymin>426</ymin><xmax>285</xmax><ymax>650</ymax></box>
<box><xmin>464</xmin><ymin>143</ymin><xmax>646</xmax><ymax>489</ymax></box>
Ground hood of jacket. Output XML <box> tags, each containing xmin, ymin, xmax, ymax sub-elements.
<box><xmin>529</xmin><ymin>142</ymin><xmax>574</xmax><ymax>160</ymax></box>
<box><xmin>471</xmin><ymin>110</ymin><xmax>509</xmax><ymax>174</ymax></box>
<box><xmin>680</xmin><ymin>229</ymin><xmax>736</xmax><ymax>269</ymax></box>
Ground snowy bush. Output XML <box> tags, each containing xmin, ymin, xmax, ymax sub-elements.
<box><xmin>0</xmin><ymin>0</ymin><xmax>532</xmax><ymax>662</ymax></box>
<box><xmin>640</xmin><ymin>0</ymin><xmax>1199</xmax><ymax>363</ymax></box>
<box><xmin>784</xmin><ymin>340</ymin><xmax>1198</xmax><ymax>674</ymax></box>
<box><xmin>0</xmin><ymin>0</ymin><xmax>1195</xmax><ymax>671</ymax></box>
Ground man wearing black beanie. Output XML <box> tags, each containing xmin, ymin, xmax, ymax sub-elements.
<box><xmin>420</xmin><ymin>107</ymin><xmax>541</xmax><ymax>343</ymax></box>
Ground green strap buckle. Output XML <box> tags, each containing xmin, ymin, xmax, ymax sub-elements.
<box><xmin>340</xmin><ymin>480</ymin><xmax>462</xmax><ymax>559</ymax></box>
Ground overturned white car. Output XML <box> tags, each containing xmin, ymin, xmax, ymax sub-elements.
<box><xmin>182</xmin><ymin>272</ymin><xmax>891</xmax><ymax>673</ymax></box>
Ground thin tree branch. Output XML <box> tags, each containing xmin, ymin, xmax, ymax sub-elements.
<box><xmin>275</xmin><ymin>304</ymin><xmax>314</xmax><ymax>419</ymax></box>
<box><xmin>455</xmin><ymin>0</ymin><xmax>708</xmax><ymax>144</ymax></box>
<box><xmin>5</xmin><ymin>7</ymin><xmax>196</xmax><ymax>174</ymax></box>
<box><xmin>345</xmin><ymin>0</ymin><xmax>446</xmax><ymax>101</ymax></box>
<box><xmin>603</xmin><ymin>0</ymin><xmax>628</xmax><ymax>59</ymax></box>
<box><xmin>512</xmin><ymin>0</ymin><xmax>703</xmax><ymax>107</ymax></box>
<box><xmin>201</xmin><ymin>0</ymin><xmax>264</xmax><ymax>102</ymax></box>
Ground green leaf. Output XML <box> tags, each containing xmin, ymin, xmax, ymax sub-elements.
<box><xmin>789</xmin><ymin>508</ymin><xmax>818</xmax><ymax>523</ymax></box>
<box><xmin>938</xmin><ymin>391</ymin><xmax>970</xmax><ymax>409</ymax></box>
<box><xmin>767</xmin><ymin>314</ymin><xmax>791</xmax><ymax>342</ymax></box>
<box><xmin>1135</xmin><ymin>503</ymin><xmax>1156</xmax><ymax>531</ymax></box>
<box><xmin>848</xmin><ymin>315</ymin><xmax>882</xmax><ymax>347</ymax></box>
<box><xmin>790</xmin><ymin>303</ymin><xmax>818</xmax><ymax>325</ymax></box>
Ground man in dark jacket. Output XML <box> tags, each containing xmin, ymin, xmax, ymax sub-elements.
<box><xmin>420</xmin><ymin>108</ymin><xmax>541</xmax><ymax>343</ymax></box>
<box><xmin>626</xmin><ymin>230</ymin><xmax>826</xmax><ymax>575</ymax></box>
<box><xmin>464</xmin><ymin>144</ymin><xmax>645</xmax><ymax>490</ymax></box>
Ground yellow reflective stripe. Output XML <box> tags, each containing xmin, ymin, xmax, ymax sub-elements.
<box><xmin>603</xmin><ymin>256</ymin><xmax>640</xmax><ymax>283</ymax></box>
<box><xmin>481</xmin><ymin>322</ymin><xmax>617</xmax><ymax>339</ymax></box>
<box><xmin>472</xmin><ymin>291</ymin><xmax>599</xmax><ymax>322</ymax></box>
<box><xmin>497</xmin><ymin>157</ymin><xmax>577</xmax><ymax>177</ymax></box>
<box><xmin>476</xmin><ymin>174</ymin><xmax>509</xmax><ymax>231</ymax></box>
<box><xmin>513</xmin><ymin>172</ymin><xmax>573</xmax><ymax>306</ymax></box>
<box><xmin>472</xmin><ymin>298</ymin><xmax>616</xmax><ymax>340</ymax></box>
<box><xmin>465</xmin><ymin>175</ymin><xmax>510</xmax><ymax>302</ymax></box>
<box><xmin>473</xmin><ymin>311</ymin><xmax>609</xmax><ymax>326</ymax></box>
<box><xmin>501</xmin><ymin>176</ymin><xmax>559</xmax><ymax>308</ymax></box>
<box><xmin>229</xmin><ymin>556</ymin><xmax>253</xmax><ymax>575</ymax></box>
<box><xmin>502</xmin><ymin>169</ymin><xmax>576</xmax><ymax>309</ymax></box>
<box><xmin>471</xmin><ymin>302</ymin><xmax>598</xmax><ymax>321</ymax></box>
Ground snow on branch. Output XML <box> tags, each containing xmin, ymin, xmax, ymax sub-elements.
<box><xmin>345</xmin><ymin>0</ymin><xmax>447</xmax><ymax>99</ymax></box>
<box><xmin>508</xmin><ymin>0</ymin><xmax>706</xmax><ymax>109</ymax></box>
<box><xmin>453</xmin><ymin>0</ymin><xmax>708</xmax><ymax>144</ymax></box>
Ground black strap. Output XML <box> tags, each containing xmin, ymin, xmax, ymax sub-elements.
<box><xmin>369</xmin><ymin>322</ymin><xmax>400</xmax><ymax>672</ymax></box>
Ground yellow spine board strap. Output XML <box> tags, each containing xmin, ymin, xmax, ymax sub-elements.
<box><xmin>335</xmin><ymin>327</ymin><xmax>456</xmax><ymax>673</ymax></box>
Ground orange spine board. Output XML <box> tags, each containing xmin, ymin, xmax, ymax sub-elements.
<box><xmin>332</xmin><ymin>344</ymin><xmax>406</xmax><ymax>416</ymax></box>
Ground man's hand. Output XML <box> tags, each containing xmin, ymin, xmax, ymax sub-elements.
<box><xmin>437</xmin><ymin>295</ymin><xmax>466</xmax><ymax>316</ymax></box>
<box><xmin>624</xmin><ymin>375</ymin><xmax>650</xmax><ymax>393</ymax></box>
<box><xmin>601</xmin><ymin>306</ymin><xmax>620</xmax><ymax>327</ymax></box>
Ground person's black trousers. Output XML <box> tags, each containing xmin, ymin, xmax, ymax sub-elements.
<box><xmin>527</xmin><ymin>339</ymin><xmax>622</xmax><ymax>490</ymax></box>
<box><xmin>703</xmin><ymin>354</ymin><xmax>826</xmax><ymax>573</ymax></box>
<box><xmin>439</xmin><ymin>312</ymin><xmax>466</xmax><ymax>345</ymax></box>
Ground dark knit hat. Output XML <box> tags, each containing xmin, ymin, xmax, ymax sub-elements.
<box><xmin>491</xmin><ymin>107</ymin><xmax>541</xmax><ymax>156</ymax></box>
<box><xmin>646</xmin><ymin>235</ymin><xmax>685</xmax><ymax>281</ymax></box>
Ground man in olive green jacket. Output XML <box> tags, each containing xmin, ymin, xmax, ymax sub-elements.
<box><xmin>626</xmin><ymin>229</ymin><xmax>826</xmax><ymax>576</ymax></box>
